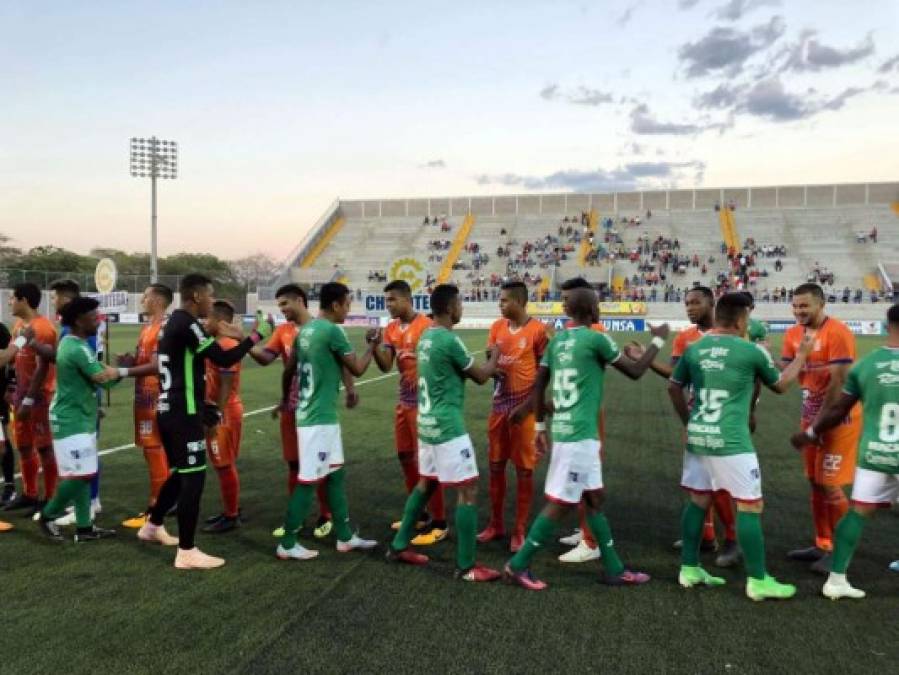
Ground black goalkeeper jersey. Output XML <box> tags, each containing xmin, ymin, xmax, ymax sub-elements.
<box><xmin>156</xmin><ymin>309</ymin><xmax>254</xmax><ymax>419</ymax></box>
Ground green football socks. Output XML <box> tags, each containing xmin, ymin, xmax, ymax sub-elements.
<box><xmin>42</xmin><ymin>479</ymin><xmax>90</xmax><ymax>525</ymax></box>
<box><xmin>281</xmin><ymin>483</ymin><xmax>314</xmax><ymax>549</ymax></box>
<box><xmin>831</xmin><ymin>510</ymin><xmax>865</xmax><ymax>574</ymax></box>
<box><xmin>455</xmin><ymin>504</ymin><xmax>478</xmax><ymax>570</ymax></box>
<box><xmin>680</xmin><ymin>501</ymin><xmax>707</xmax><ymax>567</ymax></box>
<box><xmin>736</xmin><ymin>510</ymin><xmax>766</xmax><ymax>580</ymax></box>
<box><xmin>391</xmin><ymin>487</ymin><xmax>429</xmax><ymax>551</ymax></box>
<box><xmin>509</xmin><ymin>513</ymin><xmax>557</xmax><ymax>572</ymax></box>
<box><xmin>585</xmin><ymin>511</ymin><xmax>625</xmax><ymax>576</ymax></box>
<box><xmin>325</xmin><ymin>468</ymin><xmax>353</xmax><ymax>542</ymax></box>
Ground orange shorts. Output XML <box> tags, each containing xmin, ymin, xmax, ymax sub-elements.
<box><xmin>394</xmin><ymin>405</ymin><xmax>418</xmax><ymax>454</ymax></box>
<box><xmin>134</xmin><ymin>405</ymin><xmax>162</xmax><ymax>448</ymax></box>
<box><xmin>280</xmin><ymin>410</ymin><xmax>298</xmax><ymax>463</ymax></box>
<box><xmin>207</xmin><ymin>419</ymin><xmax>242</xmax><ymax>469</ymax></box>
<box><xmin>14</xmin><ymin>405</ymin><xmax>52</xmax><ymax>450</ymax></box>
<box><xmin>488</xmin><ymin>411</ymin><xmax>537</xmax><ymax>470</ymax></box>
<box><xmin>802</xmin><ymin>418</ymin><xmax>860</xmax><ymax>487</ymax></box>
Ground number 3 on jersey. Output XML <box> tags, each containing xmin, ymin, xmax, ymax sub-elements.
<box><xmin>553</xmin><ymin>368</ymin><xmax>578</xmax><ymax>409</ymax></box>
<box><xmin>299</xmin><ymin>362</ymin><xmax>314</xmax><ymax>404</ymax></box>
<box><xmin>418</xmin><ymin>377</ymin><xmax>432</xmax><ymax>413</ymax></box>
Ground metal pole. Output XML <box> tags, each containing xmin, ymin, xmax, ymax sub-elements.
<box><xmin>151</xmin><ymin>173</ymin><xmax>158</xmax><ymax>283</ymax></box>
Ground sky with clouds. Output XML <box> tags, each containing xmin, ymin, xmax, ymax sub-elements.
<box><xmin>2</xmin><ymin>0</ymin><xmax>897</xmax><ymax>260</ymax></box>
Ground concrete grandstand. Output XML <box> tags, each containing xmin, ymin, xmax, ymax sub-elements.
<box><xmin>262</xmin><ymin>182</ymin><xmax>899</xmax><ymax>305</ymax></box>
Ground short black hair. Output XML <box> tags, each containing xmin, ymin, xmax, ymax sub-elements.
<box><xmin>180</xmin><ymin>273</ymin><xmax>213</xmax><ymax>297</ymax></box>
<box><xmin>13</xmin><ymin>283</ymin><xmax>41</xmax><ymax>309</ymax></box>
<box><xmin>687</xmin><ymin>286</ymin><xmax>715</xmax><ymax>302</ymax></box>
<box><xmin>275</xmin><ymin>283</ymin><xmax>308</xmax><ymax>307</ymax></box>
<box><xmin>793</xmin><ymin>283</ymin><xmax>825</xmax><ymax>301</ymax></box>
<box><xmin>500</xmin><ymin>280</ymin><xmax>528</xmax><ymax>306</ymax></box>
<box><xmin>59</xmin><ymin>297</ymin><xmax>99</xmax><ymax>328</ymax></box>
<box><xmin>147</xmin><ymin>283</ymin><xmax>173</xmax><ymax>306</ymax></box>
<box><xmin>714</xmin><ymin>292</ymin><xmax>752</xmax><ymax>328</ymax></box>
<box><xmin>887</xmin><ymin>303</ymin><xmax>899</xmax><ymax>327</ymax></box>
<box><xmin>566</xmin><ymin>287</ymin><xmax>597</xmax><ymax>322</ymax></box>
<box><xmin>320</xmin><ymin>282</ymin><xmax>350</xmax><ymax>311</ymax></box>
<box><xmin>384</xmin><ymin>280</ymin><xmax>412</xmax><ymax>297</ymax></box>
<box><xmin>738</xmin><ymin>291</ymin><xmax>755</xmax><ymax>309</ymax></box>
<box><xmin>211</xmin><ymin>300</ymin><xmax>235</xmax><ymax>322</ymax></box>
<box><xmin>560</xmin><ymin>277</ymin><xmax>591</xmax><ymax>291</ymax></box>
<box><xmin>49</xmin><ymin>279</ymin><xmax>81</xmax><ymax>299</ymax></box>
<box><xmin>430</xmin><ymin>284</ymin><xmax>459</xmax><ymax>316</ymax></box>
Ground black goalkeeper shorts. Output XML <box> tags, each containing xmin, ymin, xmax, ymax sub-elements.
<box><xmin>157</xmin><ymin>413</ymin><xmax>207</xmax><ymax>472</ymax></box>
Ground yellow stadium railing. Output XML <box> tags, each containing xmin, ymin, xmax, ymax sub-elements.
<box><xmin>864</xmin><ymin>273</ymin><xmax>882</xmax><ymax>291</ymax></box>
<box><xmin>578</xmin><ymin>209</ymin><xmax>599</xmax><ymax>267</ymax></box>
<box><xmin>300</xmin><ymin>217</ymin><xmax>346</xmax><ymax>269</ymax></box>
<box><xmin>891</xmin><ymin>202</ymin><xmax>899</xmax><ymax>218</ymax></box>
<box><xmin>719</xmin><ymin>208</ymin><xmax>739</xmax><ymax>252</ymax></box>
<box><xmin>437</xmin><ymin>213</ymin><xmax>475</xmax><ymax>283</ymax></box>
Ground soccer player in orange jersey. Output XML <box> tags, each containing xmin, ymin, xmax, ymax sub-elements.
<box><xmin>202</xmin><ymin>301</ymin><xmax>245</xmax><ymax>533</ymax></box>
<box><xmin>248</xmin><ymin>284</ymin><xmax>335</xmax><ymax>539</ymax></box>
<box><xmin>781</xmin><ymin>283</ymin><xmax>861</xmax><ymax>574</ymax></box>
<box><xmin>3</xmin><ymin>283</ymin><xmax>58</xmax><ymax>514</ymax></box>
<box><xmin>118</xmin><ymin>284</ymin><xmax>173</xmax><ymax>528</ymax></box>
<box><xmin>476</xmin><ymin>281</ymin><xmax>548</xmax><ymax>553</ymax></box>
<box><xmin>372</xmin><ymin>279</ymin><xmax>447</xmax><ymax>545</ymax></box>
<box><xmin>640</xmin><ymin>286</ymin><xmax>740</xmax><ymax>568</ymax></box>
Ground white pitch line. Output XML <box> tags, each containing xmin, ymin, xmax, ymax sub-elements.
<box><xmin>16</xmin><ymin>371</ymin><xmax>400</xmax><ymax>469</ymax></box>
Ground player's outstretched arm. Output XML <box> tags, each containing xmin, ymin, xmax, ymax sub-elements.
<box><xmin>249</xmin><ymin>345</ymin><xmax>278</xmax><ymax>366</ymax></box>
<box><xmin>199</xmin><ymin>322</ymin><xmax>264</xmax><ymax>368</ymax></box>
<box><xmin>464</xmin><ymin>346</ymin><xmax>499</xmax><ymax>385</ymax></box>
<box><xmin>369</xmin><ymin>329</ymin><xmax>394</xmax><ymax>373</ymax></box>
<box><xmin>532</xmin><ymin>365</ymin><xmax>551</xmax><ymax>456</ymax></box>
<box><xmin>342</xmin><ymin>366</ymin><xmax>359</xmax><ymax>408</ymax></box>
<box><xmin>339</xmin><ymin>342</ymin><xmax>375</xmax><ymax>378</ymax></box>
<box><xmin>768</xmin><ymin>334</ymin><xmax>814</xmax><ymax>393</ymax></box>
<box><xmin>613</xmin><ymin>323</ymin><xmax>670</xmax><ymax>380</ymax></box>
<box><xmin>791</xmin><ymin>392</ymin><xmax>858</xmax><ymax>449</ymax></box>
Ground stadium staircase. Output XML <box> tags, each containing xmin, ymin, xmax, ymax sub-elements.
<box><xmin>437</xmin><ymin>214</ymin><xmax>475</xmax><ymax>283</ymax></box>
<box><xmin>578</xmin><ymin>209</ymin><xmax>598</xmax><ymax>266</ymax></box>
<box><xmin>719</xmin><ymin>208</ymin><xmax>740</xmax><ymax>253</ymax></box>
<box><xmin>299</xmin><ymin>216</ymin><xmax>345</xmax><ymax>268</ymax></box>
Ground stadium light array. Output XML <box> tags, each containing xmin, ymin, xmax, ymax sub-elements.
<box><xmin>129</xmin><ymin>137</ymin><xmax>179</xmax><ymax>283</ymax></box>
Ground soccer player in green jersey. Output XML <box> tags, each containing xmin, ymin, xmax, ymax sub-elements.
<box><xmin>670</xmin><ymin>293</ymin><xmax>813</xmax><ymax>601</ymax></box>
<box><xmin>504</xmin><ymin>287</ymin><xmax>670</xmax><ymax>590</ymax></box>
<box><xmin>387</xmin><ymin>284</ymin><xmax>502</xmax><ymax>582</ymax></box>
<box><xmin>791</xmin><ymin>303</ymin><xmax>899</xmax><ymax>600</ymax></box>
<box><xmin>276</xmin><ymin>282</ymin><xmax>378</xmax><ymax>561</ymax></box>
<box><xmin>740</xmin><ymin>292</ymin><xmax>769</xmax><ymax>347</ymax></box>
<box><xmin>37</xmin><ymin>298</ymin><xmax>121</xmax><ymax>543</ymax></box>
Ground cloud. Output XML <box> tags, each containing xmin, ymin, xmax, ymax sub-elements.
<box><xmin>696</xmin><ymin>77</ymin><xmax>889</xmax><ymax>122</ymax></box>
<box><xmin>711</xmin><ymin>0</ymin><xmax>780</xmax><ymax>22</ymax></box>
<box><xmin>779</xmin><ymin>30</ymin><xmax>875</xmax><ymax>72</ymax></box>
<box><xmin>878</xmin><ymin>54</ymin><xmax>899</xmax><ymax>73</ymax></box>
<box><xmin>475</xmin><ymin>160</ymin><xmax>706</xmax><ymax>192</ymax></box>
<box><xmin>678</xmin><ymin>0</ymin><xmax>702</xmax><ymax>8</ymax></box>
<box><xmin>539</xmin><ymin>83</ymin><xmax>614</xmax><ymax>106</ymax></box>
<box><xmin>420</xmin><ymin>159</ymin><xmax>446</xmax><ymax>169</ymax></box>
<box><xmin>617</xmin><ymin>1</ymin><xmax>642</xmax><ymax>26</ymax></box>
<box><xmin>539</xmin><ymin>84</ymin><xmax>560</xmax><ymax>100</ymax></box>
<box><xmin>678</xmin><ymin>15</ymin><xmax>785</xmax><ymax>77</ymax></box>
<box><xmin>630</xmin><ymin>103</ymin><xmax>702</xmax><ymax>135</ymax></box>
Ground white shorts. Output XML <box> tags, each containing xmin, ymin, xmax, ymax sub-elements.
<box><xmin>850</xmin><ymin>467</ymin><xmax>899</xmax><ymax>507</ymax></box>
<box><xmin>418</xmin><ymin>434</ymin><xmax>478</xmax><ymax>486</ymax></box>
<box><xmin>681</xmin><ymin>451</ymin><xmax>762</xmax><ymax>503</ymax></box>
<box><xmin>297</xmin><ymin>424</ymin><xmax>344</xmax><ymax>484</ymax></box>
<box><xmin>544</xmin><ymin>439</ymin><xmax>603</xmax><ymax>505</ymax></box>
<box><xmin>54</xmin><ymin>433</ymin><xmax>98</xmax><ymax>478</ymax></box>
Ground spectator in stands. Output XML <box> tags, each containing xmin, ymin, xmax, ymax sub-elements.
<box><xmin>870</xmin><ymin>225</ymin><xmax>878</xmax><ymax>243</ymax></box>
<box><xmin>423</xmin><ymin>216</ymin><xmax>430</xmax><ymax>225</ymax></box>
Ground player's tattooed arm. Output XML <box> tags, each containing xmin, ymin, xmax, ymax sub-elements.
<box><xmin>791</xmin><ymin>391</ymin><xmax>859</xmax><ymax>449</ymax></box>
<box><xmin>369</xmin><ymin>329</ymin><xmax>394</xmax><ymax>373</ymax></box>
<box><xmin>216</xmin><ymin>372</ymin><xmax>234</xmax><ymax>409</ymax></box>
<box><xmin>281</xmin><ymin>350</ymin><xmax>298</xmax><ymax>407</ymax></box>
<box><xmin>667</xmin><ymin>380</ymin><xmax>691</xmax><ymax>426</ymax></box>
<box><xmin>464</xmin><ymin>345</ymin><xmax>499</xmax><ymax>385</ymax></box>
<box><xmin>613</xmin><ymin>323</ymin><xmax>670</xmax><ymax>380</ymax></box>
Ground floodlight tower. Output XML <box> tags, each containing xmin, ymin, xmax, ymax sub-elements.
<box><xmin>130</xmin><ymin>137</ymin><xmax>178</xmax><ymax>283</ymax></box>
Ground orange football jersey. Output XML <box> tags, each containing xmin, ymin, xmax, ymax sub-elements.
<box><xmin>134</xmin><ymin>319</ymin><xmax>163</xmax><ymax>408</ymax></box>
<box><xmin>206</xmin><ymin>336</ymin><xmax>242</xmax><ymax>408</ymax></box>
<box><xmin>13</xmin><ymin>315</ymin><xmax>57</xmax><ymax>405</ymax></box>
<box><xmin>488</xmin><ymin>317</ymin><xmax>548</xmax><ymax>413</ymax></box>
<box><xmin>383</xmin><ymin>313</ymin><xmax>432</xmax><ymax>407</ymax></box>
